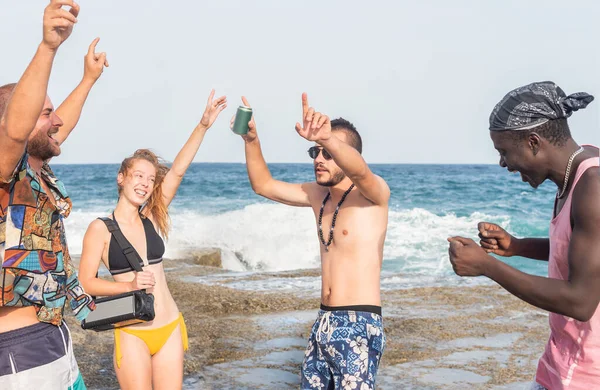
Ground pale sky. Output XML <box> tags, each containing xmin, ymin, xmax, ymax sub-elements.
<box><xmin>1</xmin><ymin>0</ymin><xmax>598</xmax><ymax>164</ymax></box>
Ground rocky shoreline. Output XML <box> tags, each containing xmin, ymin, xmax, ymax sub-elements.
<box><xmin>69</xmin><ymin>254</ymin><xmax>548</xmax><ymax>389</ymax></box>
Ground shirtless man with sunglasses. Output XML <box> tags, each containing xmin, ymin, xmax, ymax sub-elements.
<box><xmin>234</xmin><ymin>93</ymin><xmax>389</xmax><ymax>390</ymax></box>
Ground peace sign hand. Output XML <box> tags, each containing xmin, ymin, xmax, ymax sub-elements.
<box><xmin>199</xmin><ymin>89</ymin><xmax>227</xmax><ymax>129</ymax></box>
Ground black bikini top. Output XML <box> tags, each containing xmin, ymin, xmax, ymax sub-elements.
<box><xmin>107</xmin><ymin>213</ymin><xmax>165</xmax><ymax>275</ymax></box>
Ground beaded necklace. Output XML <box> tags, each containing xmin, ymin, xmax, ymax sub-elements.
<box><xmin>318</xmin><ymin>183</ymin><xmax>355</xmax><ymax>252</ymax></box>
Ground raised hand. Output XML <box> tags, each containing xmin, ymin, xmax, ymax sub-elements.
<box><xmin>295</xmin><ymin>93</ymin><xmax>332</xmax><ymax>143</ymax></box>
<box><xmin>447</xmin><ymin>236</ymin><xmax>491</xmax><ymax>277</ymax></box>
<box><xmin>42</xmin><ymin>0</ymin><xmax>80</xmax><ymax>51</ymax></box>
<box><xmin>230</xmin><ymin>96</ymin><xmax>258</xmax><ymax>143</ymax></box>
<box><xmin>83</xmin><ymin>38</ymin><xmax>109</xmax><ymax>82</ymax></box>
<box><xmin>478</xmin><ymin>222</ymin><xmax>518</xmax><ymax>257</ymax></box>
<box><xmin>199</xmin><ymin>89</ymin><xmax>227</xmax><ymax>129</ymax></box>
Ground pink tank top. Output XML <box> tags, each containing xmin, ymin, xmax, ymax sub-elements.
<box><xmin>536</xmin><ymin>153</ymin><xmax>600</xmax><ymax>389</ymax></box>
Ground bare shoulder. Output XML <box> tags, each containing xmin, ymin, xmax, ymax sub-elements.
<box><xmin>86</xmin><ymin>218</ymin><xmax>111</xmax><ymax>243</ymax></box>
<box><xmin>88</xmin><ymin>218</ymin><xmax>108</xmax><ymax>232</ymax></box>
<box><xmin>302</xmin><ymin>182</ymin><xmax>327</xmax><ymax>201</ymax></box>
<box><xmin>577</xmin><ymin>166</ymin><xmax>600</xmax><ymax>194</ymax></box>
<box><xmin>573</xmin><ymin>166</ymin><xmax>600</xmax><ymax>218</ymax></box>
<box><xmin>583</xmin><ymin>145</ymin><xmax>599</xmax><ymax>155</ymax></box>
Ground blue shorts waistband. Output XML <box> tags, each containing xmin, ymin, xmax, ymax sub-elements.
<box><xmin>320</xmin><ymin>304</ymin><xmax>382</xmax><ymax>316</ymax></box>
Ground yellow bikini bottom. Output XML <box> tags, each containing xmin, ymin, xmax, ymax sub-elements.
<box><xmin>114</xmin><ymin>312</ymin><xmax>189</xmax><ymax>368</ymax></box>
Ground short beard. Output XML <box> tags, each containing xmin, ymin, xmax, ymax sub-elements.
<box><xmin>27</xmin><ymin>131</ymin><xmax>58</xmax><ymax>161</ymax></box>
<box><xmin>317</xmin><ymin>170</ymin><xmax>346</xmax><ymax>187</ymax></box>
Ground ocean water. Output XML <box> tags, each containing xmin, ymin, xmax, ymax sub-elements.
<box><xmin>56</xmin><ymin>163</ymin><xmax>555</xmax><ymax>289</ymax></box>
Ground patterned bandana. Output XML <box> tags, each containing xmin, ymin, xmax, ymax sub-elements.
<box><xmin>489</xmin><ymin>81</ymin><xmax>594</xmax><ymax>131</ymax></box>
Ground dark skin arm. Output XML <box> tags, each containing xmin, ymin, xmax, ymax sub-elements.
<box><xmin>511</xmin><ymin>238</ymin><xmax>549</xmax><ymax>260</ymax></box>
<box><xmin>478</xmin><ymin>222</ymin><xmax>549</xmax><ymax>260</ymax></box>
<box><xmin>449</xmin><ymin>168</ymin><xmax>600</xmax><ymax>321</ymax></box>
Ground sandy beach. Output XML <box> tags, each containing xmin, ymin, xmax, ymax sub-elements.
<box><xmin>68</xmin><ymin>253</ymin><xmax>548</xmax><ymax>390</ymax></box>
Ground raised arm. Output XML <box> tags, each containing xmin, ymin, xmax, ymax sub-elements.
<box><xmin>54</xmin><ymin>37</ymin><xmax>108</xmax><ymax>145</ymax></box>
<box><xmin>161</xmin><ymin>90</ymin><xmax>227</xmax><ymax>207</ymax></box>
<box><xmin>295</xmin><ymin>93</ymin><xmax>390</xmax><ymax>206</ymax></box>
<box><xmin>448</xmin><ymin>170</ymin><xmax>600</xmax><ymax>321</ymax></box>
<box><xmin>79</xmin><ymin>220</ymin><xmax>155</xmax><ymax>296</ymax></box>
<box><xmin>238</xmin><ymin>97</ymin><xmax>314</xmax><ymax>207</ymax></box>
<box><xmin>0</xmin><ymin>0</ymin><xmax>79</xmax><ymax>180</ymax></box>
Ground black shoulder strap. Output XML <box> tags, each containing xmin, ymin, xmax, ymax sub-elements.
<box><xmin>98</xmin><ymin>217</ymin><xmax>144</xmax><ymax>273</ymax></box>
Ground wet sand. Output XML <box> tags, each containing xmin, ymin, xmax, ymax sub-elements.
<box><xmin>70</xmin><ymin>258</ymin><xmax>547</xmax><ymax>389</ymax></box>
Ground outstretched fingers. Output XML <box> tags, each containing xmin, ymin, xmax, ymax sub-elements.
<box><xmin>213</xmin><ymin>95</ymin><xmax>227</xmax><ymax>108</ymax></box>
<box><xmin>206</xmin><ymin>89</ymin><xmax>215</xmax><ymax>107</ymax></box>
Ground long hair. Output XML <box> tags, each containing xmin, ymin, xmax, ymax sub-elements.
<box><xmin>117</xmin><ymin>149</ymin><xmax>170</xmax><ymax>239</ymax></box>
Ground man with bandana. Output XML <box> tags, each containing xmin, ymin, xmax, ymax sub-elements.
<box><xmin>448</xmin><ymin>81</ymin><xmax>600</xmax><ymax>390</ymax></box>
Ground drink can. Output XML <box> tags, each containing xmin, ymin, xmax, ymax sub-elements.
<box><xmin>232</xmin><ymin>105</ymin><xmax>253</xmax><ymax>135</ymax></box>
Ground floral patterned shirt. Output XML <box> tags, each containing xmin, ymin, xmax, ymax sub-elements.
<box><xmin>0</xmin><ymin>154</ymin><xmax>95</xmax><ymax>325</ymax></box>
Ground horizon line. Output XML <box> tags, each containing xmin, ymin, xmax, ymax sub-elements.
<box><xmin>52</xmin><ymin>161</ymin><xmax>500</xmax><ymax>166</ymax></box>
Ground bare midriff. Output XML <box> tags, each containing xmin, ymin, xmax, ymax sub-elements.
<box><xmin>0</xmin><ymin>306</ymin><xmax>39</xmax><ymax>333</ymax></box>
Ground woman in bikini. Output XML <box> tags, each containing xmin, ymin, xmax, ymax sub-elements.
<box><xmin>79</xmin><ymin>90</ymin><xmax>226</xmax><ymax>389</ymax></box>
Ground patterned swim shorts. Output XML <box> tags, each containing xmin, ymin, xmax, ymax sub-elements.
<box><xmin>301</xmin><ymin>305</ymin><xmax>385</xmax><ymax>390</ymax></box>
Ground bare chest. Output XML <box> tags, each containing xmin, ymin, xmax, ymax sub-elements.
<box><xmin>314</xmin><ymin>198</ymin><xmax>385</xmax><ymax>251</ymax></box>
<box><xmin>318</xmin><ymin>203</ymin><xmax>355</xmax><ymax>246</ymax></box>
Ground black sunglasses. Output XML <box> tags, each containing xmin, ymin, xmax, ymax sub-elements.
<box><xmin>308</xmin><ymin>146</ymin><xmax>332</xmax><ymax>160</ymax></box>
